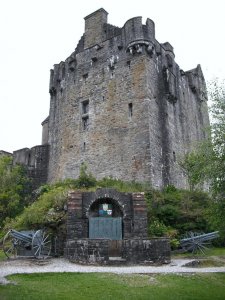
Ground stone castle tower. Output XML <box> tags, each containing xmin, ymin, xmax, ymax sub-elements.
<box><xmin>13</xmin><ymin>8</ymin><xmax>210</xmax><ymax>189</ymax></box>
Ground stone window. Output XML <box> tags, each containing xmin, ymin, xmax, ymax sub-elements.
<box><xmin>128</xmin><ymin>103</ymin><xmax>133</xmax><ymax>118</ymax></box>
<box><xmin>83</xmin><ymin>73</ymin><xmax>88</xmax><ymax>82</ymax></box>
<box><xmin>62</xmin><ymin>65</ymin><xmax>65</xmax><ymax>78</ymax></box>
<box><xmin>81</xmin><ymin>100</ymin><xmax>89</xmax><ymax>131</ymax></box>
<box><xmin>82</xmin><ymin>116</ymin><xmax>89</xmax><ymax>130</ymax></box>
<box><xmin>83</xmin><ymin>142</ymin><xmax>86</xmax><ymax>152</ymax></box>
<box><xmin>173</xmin><ymin>151</ymin><xmax>176</xmax><ymax>162</ymax></box>
<box><xmin>91</xmin><ymin>57</ymin><xmax>97</xmax><ymax>63</ymax></box>
<box><xmin>82</xmin><ymin>100</ymin><xmax>89</xmax><ymax>114</ymax></box>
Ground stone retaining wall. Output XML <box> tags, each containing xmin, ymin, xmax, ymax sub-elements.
<box><xmin>65</xmin><ymin>238</ymin><xmax>170</xmax><ymax>265</ymax></box>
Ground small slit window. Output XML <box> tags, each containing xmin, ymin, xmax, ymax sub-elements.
<box><xmin>62</xmin><ymin>65</ymin><xmax>65</xmax><ymax>78</ymax></box>
<box><xmin>173</xmin><ymin>151</ymin><xmax>176</xmax><ymax>162</ymax></box>
<box><xmin>82</xmin><ymin>100</ymin><xmax>89</xmax><ymax>114</ymax></box>
<box><xmin>82</xmin><ymin>116</ymin><xmax>89</xmax><ymax>131</ymax></box>
<box><xmin>91</xmin><ymin>57</ymin><xmax>97</xmax><ymax>63</ymax></box>
<box><xmin>128</xmin><ymin>103</ymin><xmax>133</xmax><ymax>119</ymax></box>
<box><xmin>83</xmin><ymin>73</ymin><xmax>88</xmax><ymax>82</ymax></box>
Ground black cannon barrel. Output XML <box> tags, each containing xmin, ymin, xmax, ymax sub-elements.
<box><xmin>10</xmin><ymin>229</ymin><xmax>33</xmax><ymax>244</ymax></box>
<box><xmin>180</xmin><ymin>231</ymin><xmax>219</xmax><ymax>243</ymax></box>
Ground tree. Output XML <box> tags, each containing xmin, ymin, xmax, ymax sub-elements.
<box><xmin>181</xmin><ymin>80</ymin><xmax>225</xmax><ymax>241</ymax></box>
<box><xmin>0</xmin><ymin>155</ymin><xmax>31</xmax><ymax>229</ymax></box>
<box><xmin>208</xmin><ymin>81</ymin><xmax>225</xmax><ymax>195</ymax></box>
<box><xmin>179</xmin><ymin>151</ymin><xmax>207</xmax><ymax>191</ymax></box>
<box><xmin>207</xmin><ymin>81</ymin><xmax>225</xmax><ymax>241</ymax></box>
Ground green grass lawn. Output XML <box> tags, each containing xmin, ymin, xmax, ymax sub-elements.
<box><xmin>0</xmin><ymin>272</ymin><xmax>225</xmax><ymax>300</ymax></box>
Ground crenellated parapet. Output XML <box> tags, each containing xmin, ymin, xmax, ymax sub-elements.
<box><xmin>49</xmin><ymin>61</ymin><xmax>67</xmax><ymax>98</ymax></box>
<box><xmin>123</xmin><ymin>16</ymin><xmax>155</xmax><ymax>57</ymax></box>
<box><xmin>84</xmin><ymin>8</ymin><xmax>108</xmax><ymax>49</ymax></box>
<box><xmin>49</xmin><ymin>11</ymin><xmax>157</xmax><ymax>97</ymax></box>
<box><xmin>186</xmin><ymin>64</ymin><xmax>208</xmax><ymax>102</ymax></box>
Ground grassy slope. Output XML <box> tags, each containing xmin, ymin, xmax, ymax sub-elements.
<box><xmin>0</xmin><ymin>273</ymin><xmax>225</xmax><ymax>300</ymax></box>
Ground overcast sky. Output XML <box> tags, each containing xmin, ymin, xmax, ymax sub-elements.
<box><xmin>1</xmin><ymin>0</ymin><xmax>225</xmax><ymax>153</ymax></box>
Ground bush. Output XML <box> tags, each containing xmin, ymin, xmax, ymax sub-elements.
<box><xmin>97</xmin><ymin>177</ymin><xmax>148</xmax><ymax>192</ymax></box>
<box><xmin>145</xmin><ymin>187</ymin><xmax>211</xmax><ymax>238</ymax></box>
<box><xmin>0</xmin><ymin>156</ymin><xmax>32</xmax><ymax>229</ymax></box>
<box><xmin>170</xmin><ymin>238</ymin><xmax>180</xmax><ymax>250</ymax></box>
<box><xmin>148</xmin><ymin>219</ymin><xmax>168</xmax><ymax>237</ymax></box>
<box><xmin>4</xmin><ymin>186</ymin><xmax>68</xmax><ymax>231</ymax></box>
<box><xmin>76</xmin><ymin>163</ymin><xmax>97</xmax><ymax>188</ymax></box>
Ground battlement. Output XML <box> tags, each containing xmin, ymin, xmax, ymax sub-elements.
<box><xmin>84</xmin><ymin>8</ymin><xmax>108</xmax><ymax>49</ymax></box>
<box><xmin>83</xmin><ymin>9</ymin><xmax>155</xmax><ymax>51</ymax></box>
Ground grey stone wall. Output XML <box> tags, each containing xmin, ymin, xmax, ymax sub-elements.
<box><xmin>41</xmin><ymin>116</ymin><xmax>49</xmax><ymax>145</ymax></box>
<box><xmin>84</xmin><ymin>8</ymin><xmax>108</xmax><ymax>49</ymax></box>
<box><xmin>0</xmin><ymin>150</ymin><xmax>12</xmax><ymax>157</ymax></box>
<box><xmin>65</xmin><ymin>238</ymin><xmax>170</xmax><ymax>265</ymax></box>
<box><xmin>46</xmin><ymin>8</ymin><xmax>210</xmax><ymax>189</ymax></box>
<box><xmin>65</xmin><ymin>239</ymin><xmax>109</xmax><ymax>264</ymax></box>
<box><xmin>122</xmin><ymin>238</ymin><xmax>170</xmax><ymax>264</ymax></box>
<box><xmin>13</xmin><ymin>145</ymin><xmax>49</xmax><ymax>189</ymax></box>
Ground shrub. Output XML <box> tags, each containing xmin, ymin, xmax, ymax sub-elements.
<box><xmin>4</xmin><ymin>186</ymin><xmax>68</xmax><ymax>231</ymax></box>
<box><xmin>148</xmin><ymin>219</ymin><xmax>168</xmax><ymax>237</ymax></box>
<box><xmin>76</xmin><ymin>163</ymin><xmax>97</xmax><ymax>188</ymax></box>
<box><xmin>146</xmin><ymin>187</ymin><xmax>211</xmax><ymax>238</ymax></box>
<box><xmin>97</xmin><ymin>177</ymin><xmax>148</xmax><ymax>192</ymax></box>
<box><xmin>0</xmin><ymin>156</ymin><xmax>32</xmax><ymax>229</ymax></box>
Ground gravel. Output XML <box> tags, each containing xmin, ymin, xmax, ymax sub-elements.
<box><xmin>1</xmin><ymin>258</ymin><xmax>225</xmax><ymax>285</ymax></box>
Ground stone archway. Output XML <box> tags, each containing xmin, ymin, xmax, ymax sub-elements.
<box><xmin>88</xmin><ymin>198</ymin><xmax>123</xmax><ymax>240</ymax></box>
<box><xmin>65</xmin><ymin>188</ymin><xmax>171</xmax><ymax>264</ymax></box>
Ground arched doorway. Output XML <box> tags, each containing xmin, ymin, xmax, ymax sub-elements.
<box><xmin>88</xmin><ymin>198</ymin><xmax>123</xmax><ymax>240</ymax></box>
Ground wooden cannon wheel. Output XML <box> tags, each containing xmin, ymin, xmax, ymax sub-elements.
<box><xmin>3</xmin><ymin>229</ymin><xmax>52</xmax><ymax>259</ymax></box>
<box><xmin>32</xmin><ymin>229</ymin><xmax>52</xmax><ymax>258</ymax></box>
<box><xmin>3</xmin><ymin>230</ymin><xmax>18</xmax><ymax>259</ymax></box>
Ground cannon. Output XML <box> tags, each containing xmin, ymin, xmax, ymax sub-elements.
<box><xmin>180</xmin><ymin>231</ymin><xmax>219</xmax><ymax>254</ymax></box>
<box><xmin>3</xmin><ymin>229</ymin><xmax>52</xmax><ymax>259</ymax></box>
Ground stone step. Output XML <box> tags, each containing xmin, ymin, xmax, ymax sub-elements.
<box><xmin>109</xmin><ymin>256</ymin><xmax>126</xmax><ymax>261</ymax></box>
<box><xmin>109</xmin><ymin>257</ymin><xmax>126</xmax><ymax>262</ymax></box>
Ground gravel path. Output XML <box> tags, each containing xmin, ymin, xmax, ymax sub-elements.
<box><xmin>0</xmin><ymin>258</ymin><xmax>225</xmax><ymax>285</ymax></box>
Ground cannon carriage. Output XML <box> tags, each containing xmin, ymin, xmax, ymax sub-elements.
<box><xmin>180</xmin><ymin>231</ymin><xmax>219</xmax><ymax>254</ymax></box>
<box><xmin>3</xmin><ymin>229</ymin><xmax>52</xmax><ymax>258</ymax></box>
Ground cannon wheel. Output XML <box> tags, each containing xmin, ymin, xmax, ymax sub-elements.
<box><xmin>3</xmin><ymin>230</ymin><xmax>18</xmax><ymax>259</ymax></box>
<box><xmin>32</xmin><ymin>229</ymin><xmax>52</xmax><ymax>258</ymax></box>
<box><xmin>184</xmin><ymin>239</ymin><xmax>209</xmax><ymax>254</ymax></box>
<box><xmin>182</xmin><ymin>232</ymin><xmax>210</xmax><ymax>254</ymax></box>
